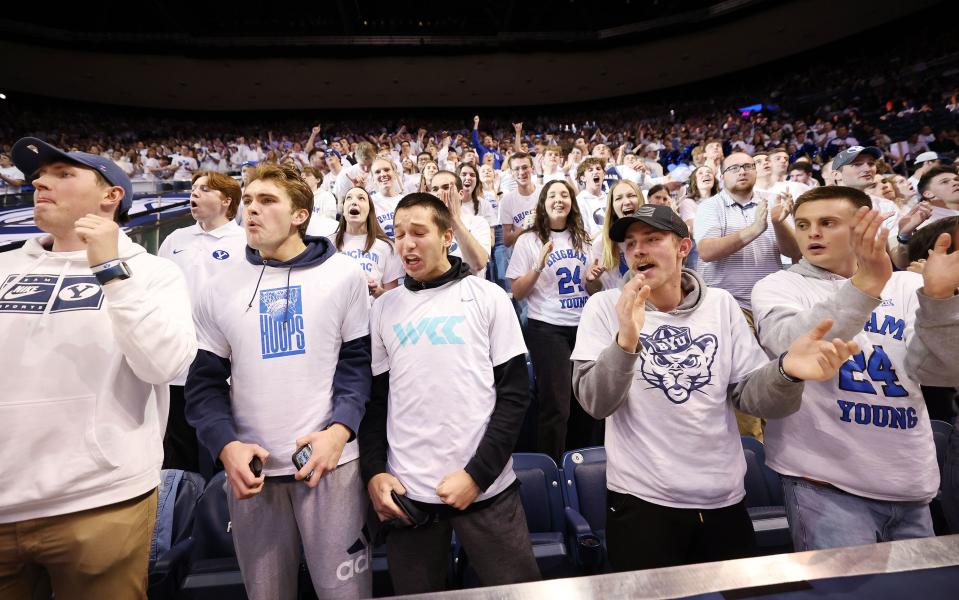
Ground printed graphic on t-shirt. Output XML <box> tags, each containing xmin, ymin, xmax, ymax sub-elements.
<box><xmin>392</xmin><ymin>315</ymin><xmax>466</xmax><ymax>346</ymax></box>
<box><xmin>546</xmin><ymin>247</ymin><xmax>589</xmax><ymax>310</ymax></box>
<box><xmin>342</xmin><ymin>248</ymin><xmax>383</xmax><ymax>273</ymax></box>
<box><xmin>212</xmin><ymin>249</ymin><xmax>231</xmax><ymax>260</ymax></box>
<box><xmin>376</xmin><ymin>213</ymin><xmax>395</xmax><ymax>239</ymax></box>
<box><xmin>639</xmin><ymin>324</ymin><xmax>718</xmax><ymax>404</ymax></box>
<box><xmin>0</xmin><ymin>274</ymin><xmax>103</xmax><ymax>314</ymax></box>
<box><xmin>258</xmin><ymin>285</ymin><xmax>306</xmax><ymax>359</ymax></box>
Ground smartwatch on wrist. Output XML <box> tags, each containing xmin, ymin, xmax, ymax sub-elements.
<box><xmin>94</xmin><ymin>261</ymin><xmax>132</xmax><ymax>285</ymax></box>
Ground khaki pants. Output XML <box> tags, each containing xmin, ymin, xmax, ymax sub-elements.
<box><xmin>737</xmin><ymin>307</ymin><xmax>764</xmax><ymax>441</ymax></box>
<box><xmin>0</xmin><ymin>489</ymin><xmax>158</xmax><ymax>600</ymax></box>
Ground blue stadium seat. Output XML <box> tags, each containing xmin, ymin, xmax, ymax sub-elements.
<box><xmin>148</xmin><ymin>470</ymin><xmax>205</xmax><ymax>600</ymax></box>
<box><xmin>180</xmin><ymin>471</ymin><xmax>247</xmax><ymax>600</ymax></box>
<box><xmin>560</xmin><ymin>447</ymin><xmax>607</xmax><ymax>573</ymax></box>
<box><xmin>511</xmin><ymin>453</ymin><xmax>575</xmax><ymax>577</ymax></box>
<box><xmin>741</xmin><ymin>436</ymin><xmax>792</xmax><ymax>553</ymax></box>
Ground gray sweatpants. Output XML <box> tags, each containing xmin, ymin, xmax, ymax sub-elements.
<box><xmin>227</xmin><ymin>459</ymin><xmax>371</xmax><ymax>600</ymax></box>
<box><xmin>385</xmin><ymin>486</ymin><xmax>540</xmax><ymax>594</ymax></box>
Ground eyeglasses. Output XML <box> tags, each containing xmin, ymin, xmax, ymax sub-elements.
<box><xmin>722</xmin><ymin>163</ymin><xmax>758</xmax><ymax>175</ymax></box>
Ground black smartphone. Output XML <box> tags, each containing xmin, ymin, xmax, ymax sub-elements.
<box><xmin>291</xmin><ymin>444</ymin><xmax>314</xmax><ymax>480</ymax></box>
<box><xmin>249</xmin><ymin>456</ymin><xmax>262</xmax><ymax>478</ymax></box>
<box><xmin>390</xmin><ymin>490</ymin><xmax>432</xmax><ymax>527</ymax></box>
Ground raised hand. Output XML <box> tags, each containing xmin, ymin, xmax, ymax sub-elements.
<box><xmin>921</xmin><ymin>233</ymin><xmax>959</xmax><ymax>299</ymax></box>
<box><xmin>897</xmin><ymin>202</ymin><xmax>933</xmax><ymax>237</ymax></box>
<box><xmin>782</xmin><ymin>319</ymin><xmax>860</xmax><ymax>381</ymax></box>
<box><xmin>742</xmin><ymin>199</ymin><xmax>769</xmax><ymax>241</ymax></box>
<box><xmin>849</xmin><ymin>207</ymin><xmax>892</xmax><ymax>297</ymax></box>
<box><xmin>537</xmin><ymin>240</ymin><xmax>554</xmax><ymax>271</ymax></box>
<box><xmin>771</xmin><ymin>192</ymin><xmax>793</xmax><ymax>224</ymax></box>
<box><xmin>473</xmin><ymin>115</ymin><xmax>480</xmax><ymax>128</ymax></box>
<box><xmin>615</xmin><ymin>274</ymin><xmax>651</xmax><ymax>353</ymax></box>
<box><xmin>74</xmin><ymin>214</ymin><xmax>121</xmax><ymax>268</ymax></box>
<box><xmin>513</xmin><ymin>122</ymin><xmax>523</xmax><ymax>133</ymax></box>
<box><xmin>585</xmin><ymin>258</ymin><xmax>607</xmax><ymax>283</ymax></box>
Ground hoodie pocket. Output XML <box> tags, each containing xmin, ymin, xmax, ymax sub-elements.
<box><xmin>0</xmin><ymin>395</ymin><xmax>120</xmax><ymax>505</ymax></box>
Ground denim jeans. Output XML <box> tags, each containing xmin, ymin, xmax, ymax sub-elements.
<box><xmin>781</xmin><ymin>475</ymin><xmax>934</xmax><ymax>551</ymax></box>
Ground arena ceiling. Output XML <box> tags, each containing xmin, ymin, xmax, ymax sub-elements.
<box><xmin>0</xmin><ymin>0</ymin><xmax>942</xmax><ymax>111</ymax></box>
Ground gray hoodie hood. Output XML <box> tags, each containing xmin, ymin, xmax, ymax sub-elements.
<box><xmin>625</xmin><ymin>267</ymin><xmax>709</xmax><ymax>315</ymax></box>
<box><xmin>787</xmin><ymin>258</ymin><xmax>849</xmax><ymax>282</ymax></box>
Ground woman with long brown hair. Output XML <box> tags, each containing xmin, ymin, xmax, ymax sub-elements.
<box><xmin>333</xmin><ymin>186</ymin><xmax>402</xmax><ymax>299</ymax></box>
<box><xmin>506</xmin><ymin>180</ymin><xmax>598</xmax><ymax>461</ymax></box>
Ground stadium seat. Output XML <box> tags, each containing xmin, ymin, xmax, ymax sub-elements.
<box><xmin>560</xmin><ymin>447</ymin><xmax>607</xmax><ymax>574</ymax></box>
<box><xmin>930</xmin><ymin>419</ymin><xmax>954</xmax><ymax>535</ymax></box>
<box><xmin>148</xmin><ymin>469</ymin><xmax>206</xmax><ymax>599</ymax></box>
<box><xmin>511</xmin><ymin>453</ymin><xmax>574</xmax><ymax>577</ymax></box>
<box><xmin>741</xmin><ymin>436</ymin><xmax>792</xmax><ymax>553</ymax></box>
<box><xmin>180</xmin><ymin>472</ymin><xmax>247</xmax><ymax>600</ymax></box>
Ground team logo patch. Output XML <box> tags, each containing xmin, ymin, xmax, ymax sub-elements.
<box><xmin>0</xmin><ymin>275</ymin><xmax>103</xmax><ymax>314</ymax></box>
<box><xmin>639</xmin><ymin>324</ymin><xmax>717</xmax><ymax>404</ymax></box>
<box><xmin>212</xmin><ymin>249</ymin><xmax>230</xmax><ymax>260</ymax></box>
<box><xmin>258</xmin><ymin>285</ymin><xmax>306</xmax><ymax>359</ymax></box>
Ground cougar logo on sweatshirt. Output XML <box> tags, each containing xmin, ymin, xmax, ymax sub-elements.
<box><xmin>258</xmin><ymin>285</ymin><xmax>306</xmax><ymax>359</ymax></box>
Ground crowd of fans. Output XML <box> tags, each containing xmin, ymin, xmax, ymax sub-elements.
<box><xmin>3</xmin><ymin>10</ymin><xmax>959</xmax><ymax>600</ymax></box>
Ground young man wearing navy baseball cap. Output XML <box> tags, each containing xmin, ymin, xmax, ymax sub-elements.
<box><xmin>571</xmin><ymin>203</ymin><xmax>860</xmax><ymax>570</ymax></box>
<box><xmin>0</xmin><ymin>138</ymin><xmax>197</xmax><ymax>598</ymax></box>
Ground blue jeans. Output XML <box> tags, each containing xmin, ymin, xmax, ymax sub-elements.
<box><xmin>781</xmin><ymin>475</ymin><xmax>934</xmax><ymax>551</ymax></box>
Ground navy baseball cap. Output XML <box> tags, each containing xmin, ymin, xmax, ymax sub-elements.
<box><xmin>832</xmin><ymin>146</ymin><xmax>882</xmax><ymax>170</ymax></box>
<box><xmin>12</xmin><ymin>137</ymin><xmax>133</xmax><ymax>213</ymax></box>
<box><xmin>609</xmin><ymin>204</ymin><xmax>689</xmax><ymax>242</ymax></box>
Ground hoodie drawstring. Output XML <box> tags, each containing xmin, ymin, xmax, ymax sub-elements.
<box><xmin>245</xmin><ymin>261</ymin><xmax>268</xmax><ymax>313</ymax></box>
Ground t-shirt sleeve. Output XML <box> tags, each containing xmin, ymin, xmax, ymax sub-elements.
<box><xmin>470</xmin><ymin>216</ymin><xmax>493</xmax><ymax>253</ymax></box>
<box><xmin>499</xmin><ymin>193</ymin><xmax>514</xmax><ymax>226</ymax></box>
<box><xmin>369</xmin><ymin>297</ymin><xmax>390</xmax><ymax>376</ymax></box>
<box><xmin>382</xmin><ymin>244</ymin><xmax>405</xmax><ymax>284</ymax></box>
<box><xmin>504</xmin><ymin>233</ymin><xmax>535</xmax><ymax>279</ymax></box>
<box><xmin>726</xmin><ymin>293</ymin><xmax>768</xmax><ymax>383</ymax></box>
<box><xmin>694</xmin><ymin>198</ymin><xmax>722</xmax><ymax>244</ymax></box>
<box><xmin>487</xmin><ymin>286</ymin><xmax>527</xmax><ymax>366</ymax></box>
<box><xmin>570</xmin><ymin>292</ymin><xmax>617</xmax><ymax>361</ymax></box>
<box><xmin>341</xmin><ymin>267</ymin><xmax>372</xmax><ymax>343</ymax></box>
<box><xmin>193</xmin><ymin>285</ymin><xmax>231</xmax><ymax>358</ymax></box>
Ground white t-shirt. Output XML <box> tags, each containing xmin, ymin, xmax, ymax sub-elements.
<box><xmin>305</xmin><ymin>216</ymin><xmax>340</xmax><ymax>239</ymax></box>
<box><xmin>335</xmin><ymin>232</ymin><xmax>403</xmax><ymax>289</ymax></box>
<box><xmin>158</xmin><ymin>220</ymin><xmax>247</xmax><ymax>385</ymax></box>
<box><xmin>370</xmin><ymin>277</ymin><xmax>526</xmax><ymax>504</ymax></box>
<box><xmin>193</xmin><ymin>252</ymin><xmax>370</xmax><ymax>476</ymax></box>
<box><xmin>752</xmin><ymin>270</ymin><xmax>939</xmax><ymax>502</ymax></box>
<box><xmin>462</xmin><ymin>195</ymin><xmax>498</xmax><ymax>227</ymax></box>
<box><xmin>499</xmin><ymin>185</ymin><xmax>542</xmax><ymax>228</ymax></box>
<box><xmin>172</xmin><ymin>156</ymin><xmax>198</xmax><ymax>181</ymax></box>
<box><xmin>313</xmin><ymin>189</ymin><xmax>339</xmax><ymax>220</ymax></box>
<box><xmin>0</xmin><ymin>165</ymin><xmax>24</xmax><ymax>193</ymax></box>
<box><xmin>371</xmin><ymin>192</ymin><xmax>403</xmax><ymax>239</ymax></box>
<box><xmin>506</xmin><ymin>229</ymin><xmax>590</xmax><ymax>326</ymax></box>
<box><xmin>576</xmin><ymin>190</ymin><xmax>607</xmax><ymax>237</ymax></box>
<box><xmin>570</xmin><ymin>284</ymin><xmax>767</xmax><ymax>508</ymax></box>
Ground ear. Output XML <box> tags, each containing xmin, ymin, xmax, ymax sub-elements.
<box><xmin>291</xmin><ymin>207</ymin><xmax>310</xmax><ymax>227</ymax></box>
<box><xmin>678</xmin><ymin>236</ymin><xmax>693</xmax><ymax>258</ymax></box>
<box><xmin>443</xmin><ymin>227</ymin><xmax>454</xmax><ymax>249</ymax></box>
<box><xmin>100</xmin><ymin>186</ymin><xmax>124</xmax><ymax>216</ymax></box>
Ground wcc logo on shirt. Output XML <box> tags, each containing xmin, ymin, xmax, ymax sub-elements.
<box><xmin>639</xmin><ymin>325</ymin><xmax>717</xmax><ymax>404</ymax></box>
<box><xmin>0</xmin><ymin>274</ymin><xmax>103</xmax><ymax>314</ymax></box>
<box><xmin>258</xmin><ymin>285</ymin><xmax>306</xmax><ymax>359</ymax></box>
<box><xmin>393</xmin><ymin>315</ymin><xmax>465</xmax><ymax>346</ymax></box>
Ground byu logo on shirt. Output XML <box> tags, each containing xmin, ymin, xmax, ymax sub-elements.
<box><xmin>258</xmin><ymin>285</ymin><xmax>306</xmax><ymax>359</ymax></box>
<box><xmin>212</xmin><ymin>250</ymin><xmax>230</xmax><ymax>260</ymax></box>
<box><xmin>639</xmin><ymin>325</ymin><xmax>717</xmax><ymax>404</ymax></box>
<box><xmin>393</xmin><ymin>315</ymin><xmax>466</xmax><ymax>346</ymax></box>
<box><xmin>0</xmin><ymin>275</ymin><xmax>104</xmax><ymax>314</ymax></box>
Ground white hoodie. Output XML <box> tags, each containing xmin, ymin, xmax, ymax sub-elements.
<box><xmin>0</xmin><ymin>233</ymin><xmax>197</xmax><ymax>523</ymax></box>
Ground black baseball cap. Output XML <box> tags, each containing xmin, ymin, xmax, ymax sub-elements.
<box><xmin>609</xmin><ymin>204</ymin><xmax>689</xmax><ymax>242</ymax></box>
<box><xmin>12</xmin><ymin>137</ymin><xmax>133</xmax><ymax>213</ymax></box>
